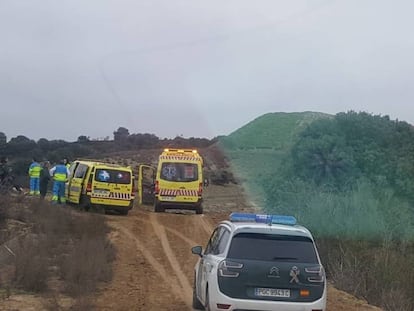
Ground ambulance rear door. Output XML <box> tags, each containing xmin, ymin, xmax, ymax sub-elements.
<box><xmin>138</xmin><ymin>164</ymin><xmax>155</xmax><ymax>205</ymax></box>
<box><xmin>158</xmin><ymin>161</ymin><xmax>201</xmax><ymax>204</ymax></box>
<box><xmin>67</xmin><ymin>163</ymin><xmax>89</xmax><ymax>204</ymax></box>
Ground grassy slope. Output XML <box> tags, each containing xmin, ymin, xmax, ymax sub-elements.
<box><xmin>219</xmin><ymin>111</ymin><xmax>331</xmax><ymax>206</ymax></box>
<box><xmin>221</xmin><ymin>111</ymin><xmax>331</xmax><ymax>149</ymax></box>
<box><xmin>219</xmin><ymin>111</ymin><xmax>414</xmax><ymax>311</ymax></box>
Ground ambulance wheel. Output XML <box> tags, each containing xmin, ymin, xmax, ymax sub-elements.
<box><xmin>154</xmin><ymin>201</ymin><xmax>164</xmax><ymax>213</ymax></box>
<box><xmin>80</xmin><ymin>195</ymin><xmax>90</xmax><ymax>211</ymax></box>
<box><xmin>119</xmin><ymin>209</ymin><xmax>129</xmax><ymax>216</ymax></box>
<box><xmin>195</xmin><ymin>204</ymin><xmax>203</xmax><ymax>215</ymax></box>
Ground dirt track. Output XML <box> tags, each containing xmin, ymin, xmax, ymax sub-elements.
<box><xmin>0</xmin><ymin>184</ymin><xmax>382</xmax><ymax>310</ymax></box>
<box><xmin>95</xmin><ymin>208</ymin><xmax>213</xmax><ymax>310</ymax></box>
<box><xmin>95</xmin><ymin>205</ymin><xmax>382</xmax><ymax>311</ymax></box>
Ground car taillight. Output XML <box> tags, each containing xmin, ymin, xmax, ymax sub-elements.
<box><xmin>198</xmin><ymin>182</ymin><xmax>202</xmax><ymax>195</ymax></box>
<box><xmin>218</xmin><ymin>260</ymin><xmax>243</xmax><ymax>278</ymax></box>
<box><xmin>86</xmin><ymin>174</ymin><xmax>93</xmax><ymax>192</ymax></box>
<box><xmin>305</xmin><ymin>266</ymin><xmax>325</xmax><ymax>283</ymax></box>
<box><xmin>154</xmin><ymin>180</ymin><xmax>159</xmax><ymax>194</ymax></box>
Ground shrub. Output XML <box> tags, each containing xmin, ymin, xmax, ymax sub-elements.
<box><xmin>264</xmin><ymin>178</ymin><xmax>414</xmax><ymax>310</ymax></box>
<box><xmin>13</xmin><ymin>234</ymin><xmax>49</xmax><ymax>292</ymax></box>
<box><xmin>0</xmin><ymin>196</ymin><xmax>115</xmax><ymax>308</ymax></box>
<box><xmin>61</xmin><ymin>236</ymin><xmax>115</xmax><ymax>296</ymax></box>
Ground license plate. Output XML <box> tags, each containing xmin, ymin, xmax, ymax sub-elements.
<box><xmin>255</xmin><ymin>288</ymin><xmax>290</xmax><ymax>298</ymax></box>
<box><xmin>94</xmin><ymin>189</ymin><xmax>109</xmax><ymax>195</ymax></box>
<box><xmin>161</xmin><ymin>196</ymin><xmax>175</xmax><ymax>201</ymax></box>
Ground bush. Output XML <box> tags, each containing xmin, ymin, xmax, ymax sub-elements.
<box><xmin>210</xmin><ymin>169</ymin><xmax>237</xmax><ymax>185</ymax></box>
<box><xmin>317</xmin><ymin>238</ymin><xmax>414</xmax><ymax>310</ymax></box>
<box><xmin>0</xmin><ymin>196</ymin><xmax>115</xmax><ymax>307</ymax></box>
<box><xmin>13</xmin><ymin>234</ymin><xmax>49</xmax><ymax>292</ymax></box>
<box><xmin>61</xmin><ymin>235</ymin><xmax>115</xmax><ymax>296</ymax></box>
<box><xmin>264</xmin><ymin>178</ymin><xmax>414</xmax><ymax>310</ymax></box>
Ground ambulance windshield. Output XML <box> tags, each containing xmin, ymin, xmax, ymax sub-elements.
<box><xmin>160</xmin><ymin>162</ymin><xmax>198</xmax><ymax>182</ymax></box>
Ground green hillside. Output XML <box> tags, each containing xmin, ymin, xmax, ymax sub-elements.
<box><xmin>220</xmin><ymin>111</ymin><xmax>331</xmax><ymax>150</ymax></box>
<box><xmin>219</xmin><ymin>111</ymin><xmax>331</xmax><ymax>205</ymax></box>
<box><xmin>219</xmin><ymin>110</ymin><xmax>414</xmax><ymax>311</ymax></box>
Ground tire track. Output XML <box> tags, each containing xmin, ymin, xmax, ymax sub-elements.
<box><xmin>130</xmin><ymin>216</ymin><xmax>202</xmax><ymax>247</ymax></box>
<box><xmin>149</xmin><ymin>213</ymin><xmax>193</xmax><ymax>308</ymax></box>
<box><xmin>111</xmin><ymin>222</ymin><xmax>191</xmax><ymax>309</ymax></box>
<box><xmin>196</xmin><ymin>214</ymin><xmax>214</xmax><ymax>234</ymax></box>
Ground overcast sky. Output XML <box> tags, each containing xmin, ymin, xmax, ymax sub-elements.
<box><xmin>1</xmin><ymin>0</ymin><xmax>413</xmax><ymax>142</ymax></box>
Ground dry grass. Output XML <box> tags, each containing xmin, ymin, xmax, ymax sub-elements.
<box><xmin>318</xmin><ymin>238</ymin><xmax>414</xmax><ymax>311</ymax></box>
<box><xmin>0</xmin><ymin>194</ymin><xmax>115</xmax><ymax>309</ymax></box>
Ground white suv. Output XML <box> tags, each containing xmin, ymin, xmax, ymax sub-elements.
<box><xmin>191</xmin><ymin>213</ymin><xmax>327</xmax><ymax>311</ymax></box>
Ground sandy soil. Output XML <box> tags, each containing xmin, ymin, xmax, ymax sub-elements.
<box><xmin>0</xmin><ymin>184</ymin><xmax>383</xmax><ymax>310</ymax></box>
<box><xmin>94</xmin><ymin>184</ymin><xmax>383</xmax><ymax>311</ymax></box>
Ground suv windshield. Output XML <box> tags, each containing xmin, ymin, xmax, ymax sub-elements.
<box><xmin>160</xmin><ymin>162</ymin><xmax>198</xmax><ymax>182</ymax></box>
<box><xmin>227</xmin><ymin>233</ymin><xmax>318</xmax><ymax>263</ymax></box>
<box><xmin>95</xmin><ymin>169</ymin><xmax>131</xmax><ymax>184</ymax></box>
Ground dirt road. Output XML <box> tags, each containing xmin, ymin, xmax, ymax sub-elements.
<box><xmin>0</xmin><ymin>184</ymin><xmax>383</xmax><ymax>310</ymax></box>
<box><xmin>95</xmin><ymin>208</ymin><xmax>214</xmax><ymax>310</ymax></box>
<box><xmin>95</xmin><ymin>205</ymin><xmax>382</xmax><ymax>311</ymax></box>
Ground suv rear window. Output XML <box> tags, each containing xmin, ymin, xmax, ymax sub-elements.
<box><xmin>95</xmin><ymin>169</ymin><xmax>131</xmax><ymax>184</ymax></box>
<box><xmin>160</xmin><ymin>162</ymin><xmax>198</xmax><ymax>182</ymax></box>
<box><xmin>227</xmin><ymin>233</ymin><xmax>318</xmax><ymax>263</ymax></box>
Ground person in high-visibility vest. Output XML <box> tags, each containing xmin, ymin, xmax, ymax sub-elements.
<box><xmin>28</xmin><ymin>158</ymin><xmax>42</xmax><ymax>195</ymax></box>
<box><xmin>63</xmin><ymin>158</ymin><xmax>71</xmax><ymax>170</ymax></box>
<box><xmin>49</xmin><ymin>160</ymin><xmax>70</xmax><ymax>204</ymax></box>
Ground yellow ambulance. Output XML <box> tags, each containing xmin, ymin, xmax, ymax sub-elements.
<box><xmin>154</xmin><ymin>148</ymin><xmax>203</xmax><ymax>214</ymax></box>
<box><xmin>66</xmin><ymin>159</ymin><xmax>135</xmax><ymax>215</ymax></box>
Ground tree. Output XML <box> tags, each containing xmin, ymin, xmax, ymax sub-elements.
<box><xmin>291</xmin><ymin>132</ymin><xmax>356</xmax><ymax>189</ymax></box>
<box><xmin>0</xmin><ymin>132</ymin><xmax>6</xmax><ymax>145</ymax></box>
<box><xmin>77</xmin><ymin>135</ymin><xmax>90</xmax><ymax>143</ymax></box>
<box><xmin>7</xmin><ymin>135</ymin><xmax>37</xmax><ymax>155</ymax></box>
<box><xmin>0</xmin><ymin>132</ymin><xmax>6</xmax><ymax>153</ymax></box>
<box><xmin>113</xmin><ymin>127</ymin><xmax>130</xmax><ymax>141</ymax></box>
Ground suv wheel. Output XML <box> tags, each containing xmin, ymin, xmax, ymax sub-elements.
<box><xmin>192</xmin><ymin>278</ymin><xmax>203</xmax><ymax>310</ymax></box>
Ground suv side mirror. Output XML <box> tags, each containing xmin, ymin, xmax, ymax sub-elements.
<box><xmin>191</xmin><ymin>246</ymin><xmax>203</xmax><ymax>257</ymax></box>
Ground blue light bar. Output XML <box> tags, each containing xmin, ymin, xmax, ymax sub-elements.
<box><xmin>229</xmin><ymin>212</ymin><xmax>297</xmax><ymax>226</ymax></box>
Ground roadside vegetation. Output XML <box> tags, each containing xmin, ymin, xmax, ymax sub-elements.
<box><xmin>0</xmin><ymin>195</ymin><xmax>115</xmax><ymax>310</ymax></box>
<box><xmin>2</xmin><ymin>111</ymin><xmax>413</xmax><ymax>309</ymax></box>
<box><xmin>221</xmin><ymin>111</ymin><xmax>414</xmax><ymax>311</ymax></box>
<box><xmin>0</xmin><ymin>128</ymin><xmax>214</xmax><ymax>188</ymax></box>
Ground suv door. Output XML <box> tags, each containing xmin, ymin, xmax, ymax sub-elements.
<box><xmin>198</xmin><ymin>226</ymin><xmax>230</xmax><ymax>305</ymax></box>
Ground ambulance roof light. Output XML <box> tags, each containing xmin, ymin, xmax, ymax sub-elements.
<box><xmin>229</xmin><ymin>212</ymin><xmax>297</xmax><ymax>226</ymax></box>
<box><xmin>163</xmin><ymin>148</ymin><xmax>198</xmax><ymax>154</ymax></box>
